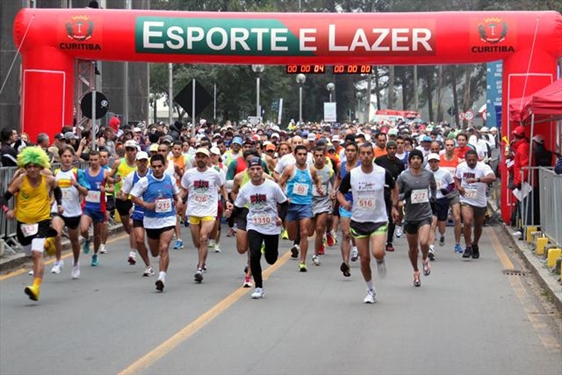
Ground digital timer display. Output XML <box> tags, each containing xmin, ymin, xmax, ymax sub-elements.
<box><xmin>285</xmin><ymin>65</ymin><xmax>326</xmax><ymax>74</ymax></box>
<box><xmin>332</xmin><ymin>65</ymin><xmax>372</xmax><ymax>74</ymax></box>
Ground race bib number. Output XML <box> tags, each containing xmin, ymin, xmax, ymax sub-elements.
<box><xmin>436</xmin><ymin>180</ymin><xmax>443</xmax><ymax>190</ymax></box>
<box><xmin>193</xmin><ymin>193</ymin><xmax>208</xmax><ymax>204</ymax></box>
<box><xmin>357</xmin><ymin>196</ymin><xmax>375</xmax><ymax>210</ymax></box>
<box><xmin>411</xmin><ymin>189</ymin><xmax>429</xmax><ymax>204</ymax></box>
<box><xmin>293</xmin><ymin>183</ymin><xmax>309</xmax><ymax>196</ymax></box>
<box><xmin>85</xmin><ymin>190</ymin><xmax>101</xmax><ymax>203</ymax></box>
<box><xmin>155</xmin><ymin>198</ymin><xmax>172</xmax><ymax>213</ymax></box>
<box><xmin>62</xmin><ymin>189</ymin><xmax>71</xmax><ymax>200</ymax></box>
<box><xmin>253</xmin><ymin>214</ymin><xmax>272</xmax><ymax>226</ymax></box>
<box><xmin>21</xmin><ymin>223</ymin><xmax>38</xmax><ymax>237</ymax></box>
<box><xmin>464</xmin><ymin>189</ymin><xmax>478</xmax><ymax>199</ymax></box>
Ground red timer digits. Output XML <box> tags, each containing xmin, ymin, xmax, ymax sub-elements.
<box><xmin>285</xmin><ymin>65</ymin><xmax>326</xmax><ymax>74</ymax></box>
<box><xmin>332</xmin><ymin>65</ymin><xmax>372</xmax><ymax>74</ymax></box>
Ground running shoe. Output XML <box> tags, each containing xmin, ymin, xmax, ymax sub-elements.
<box><xmin>227</xmin><ymin>228</ymin><xmax>236</xmax><ymax>237</ymax></box>
<box><xmin>299</xmin><ymin>262</ymin><xmax>308</xmax><ymax>272</ymax></box>
<box><xmin>439</xmin><ymin>235</ymin><xmax>445</xmax><ymax>247</ymax></box>
<box><xmin>395</xmin><ymin>226</ymin><xmax>403</xmax><ymax>238</ymax></box>
<box><xmin>340</xmin><ymin>262</ymin><xmax>351</xmax><ymax>277</ymax></box>
<box><xmin>386</xmin><ymin>243</ymin><xmax>395</xmax><ymax>252</ymax></box>
<box><xmin>214</xmin><ymin>243</ymin><xmax>221</xmax><ymax>253</ymax></box>
<box><xmin>155</xmin><ymin>278</ymin><xmax>165</xmax><ymax>292</ymax></box>
<box><xmin>330</xmin><ymin>230</ymin><xmax>339</xmax><ymax>245</ymax></box>
<box><xmin>376</xmin><ymin>258</ymin><xmax>387</xmax><ymax>278</ymax></box>
<box><xmin>261</xmin><ymin>244</ymin><xmax>265</xmax><ymax>254</ymax></box>
<box><xmin>462</xmin><ymin>246</ymin><xmax>472</xmax><ymax>258</ymax></box>
<box><xmin>454</xmin><ymin>243</ymin><xmax>463</xmax><ymax>254</ymax></box>
<box><xmin>28</xmin><ymin>270</ymin><xmax>34</xmax><ymax>276</ymax></box>
<box><xmin>173</xmin><ymin>239</ymin><xmax>183</xmax><ymax>250</ymax></box>
<box><xmin>71</xmin><ymin>264</ymin><xmax>81</xmax><ymax>279</ymax></box>
<box><xmin>471</xmin><ymin>243</ymin><xmax>480</xmax><ymax>259</ymax></box>
<box><xmin>243</xmin><ymin>265</ymin><xmax>249</xmax><ymax>274</ymax></box>
<box><xmin>413</xmin><ymin>271</ymin><xmax>421</xmax><ymax>287</ymax></box>
<box><xmin>422</xmin><ymin>258</ymin><xmax>431</xmax><ymax>276</ymax></box>
<box><xmin>128</xmin><ymin>251</ymin><xmax>137</xmax><ymax>265</ymax></box>
<box><xmin>143</xmin><ymin>266</ymin><xmax>155</xmax><ymax>277</ymax></box>
<box><xmin>99</xmin><ymin>244</ymin><xmax>107</xmax><ymax>254</ymax></box>
<box><xmin>428</xmin><ymin>246</ymin><xmax>435</xmax><ymax>261</ymax></box>
<box><xmin>91</xmin><ymin>254</ymin><xmax>99</xmax><ymax>267</ymax></box>
<box><xmin>82</xmin><ymin>238</ymin><xmax>91</xmax><ymax>254</ymax></box>
<box><xmin>44</xmin><ymin>237</ymin><xmax>56</xmax><ymax>257</ymax></box>
<box><xmin>290</xmin><ymin>244</ymin><xmax>300</xmax><ymax>259</ymax></box>
<box><xmin>363</xmin><ymin>289</ymin><xmax>376</xmax><ymax>304</ymax></box>
<box><xmin>243</xmin><ymin>275</ymin><xmax>252</xmax><ymax>288</ymax></box>
<box><xmin>318</xmin><ymin>244</ymin><xmax>325</xmax><ymax>255</ymax></box>
<box><xmin>312</xmin><ymin>255</ymin><xmax>321</xmax><ymax>266</ymax></box>
<box><xmin>326</xmin><ymin>232</ymin><xmax>335</xmax><ymax>247</ymax></box>
<box><xmin>209</xmin><ymin>239</ymin><xmax>216</xmax><ymax>249</ymax></box>
<box><xmin>24</xmin><ymin>285</ymin><xmax>40</xmax><ymax>301</ymax></box>
<box><xmin>202</xmin><ymin>264</ymin><xmax>208</xmax><ymax>272</ymax></box>
<box><xmin>351</xmin><ymin>247</ymin><xmax>359</xmax><ymax>262</ymax></box>
<box><xmin>251</xmin><ymin>287</ymin><xmax>264</xmax><ymax>299</ymax></box>
<box><xmin>194</xmin><ymin>269</ymin><xmax>204</xmax><ymax>283</ymax></box>
<box><xmin>50</xmin><ymin>260</ymin><xmax>64</xmax><ymax>274</ymax></box>
<box><xmin>281</xmin><ymin>228</ymin><xmax>289</xmax><ymax>240</ymax></box>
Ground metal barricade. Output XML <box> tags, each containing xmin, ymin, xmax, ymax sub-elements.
<box><xmin>538</xmin><ymin>167</ymin><xmax>562</xmax><ymax>246</ymax></box>
<box><xmin>0</xmin><ymin>161</ymin><xmax>89</xmax><ymax>256</ymax></box>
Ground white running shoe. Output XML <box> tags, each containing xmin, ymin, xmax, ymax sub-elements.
<box><xmin>128</xmin><ymin>251</ymin><xmax>137</xmax><ymax>265</ymax></box>
<box><xmin>28</xmin><ymin>270</ymin><xmax>34</xmax><ymax>276</ymax></box>
<box><xmin>213</xmin><ymin>243</ymin><xmax>221</xmax><ymax>253</ymax></box>
<box><xmin>351</xmin><ymin>247</ymin><xmax>359</xmax><ymax>262</ymax></box>
<box><xmin>312</xmin><ymin>255</ymin><xmax>321</xmax><ymax>266</ymax></box>
<box><xmin>209</xmin><ymin>239</ymin><xmax>216</xmax><ymax>249</ymax></box>
<box><xmin>143</xmin><ymin>266</ymin><xmax>155</xmax><ymax>277</ymax></box>
<box><xmin>251</xmin><ymin>287</ymin><xmax>264</xmax><ymax>299</ymax></box>
<box><xmin>376</xmin><ymin>259</ymin><xmax>387</xmax><ymax>279</ymax></box>
<box><xmin>363</xmin><ymin>289</ymin><xmax>376</xmax><ymax>304</ymax></box>
<box><xmin>395</xmin><ymin>226</ymin><xmax>403</xmax><ymax>238</ymax></box>
<box><xmin>51</xmin><ymin>260</ymin><xmax>64</xmax><ymax>274</ymax></box>
<box><xmin>99</xmin><ymin>244</ymin><xmax>107</xmax><ymax>254</ymax></box>
<box><xmin>71</xmin><ymin>264</ymin><xmax>81</xmax><ymax>279</ymax></box>
<box><xmin>243</xmin><ymin>275</ymin><xmax>252</xmax><ymax>288</ymax></box>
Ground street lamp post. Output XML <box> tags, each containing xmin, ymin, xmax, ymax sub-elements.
<box><xmin>296</xmin><ymin>73</ymin><xmax>306</xmax><ymax>124</ymax></box>
<box><xmin>251</xmin><ymin>65</ymin><xmax>264</xmax><ymax>118</ymax></box>
<box><xmin>326</xmin><ymin>82</ymin><xmax>335</xmax><ymax>102</ymax></box>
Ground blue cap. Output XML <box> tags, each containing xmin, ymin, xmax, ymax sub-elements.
<box><xmin>232</xmin><ymin>137</ymin><xmax>243</xmax><ymax>146</ymax></box>
<box><xmin>421</xmin><ymin>135</ymin><xmax>432</xmax><ymax>142</ymax></box>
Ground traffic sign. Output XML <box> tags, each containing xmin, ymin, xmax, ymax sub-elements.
<box><xmin>464</xmin><ymin>110</ymin><xmax>474</xmax><ymax>121</ymax></box>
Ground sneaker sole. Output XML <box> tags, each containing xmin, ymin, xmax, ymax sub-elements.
<box><xmin>128</xmin><ymin>258</ymin><xmax>136</xmax><ymax>265</ymax></box>
<box><xmin>340</xmin><ymin>262</ymin><xmax>351</xmax><ymax>277</ymax></box>
<box><xmin>24</xmin><ymin>287</ymin><xmax>38</xmax><ymax>301</ymax></box>
<box><xmin>155</xmin><ymin>280</ymin><xmax>164</xmax><ymax>292</ymax></box>
<box><xmin>194</xmin><ymin>274</ymin><xmax>203</xmax><ymax>283</ymax></box>
<box><xmin>290</xmin><ymin>248</ymin><xmax>299</xmax><ymax>258</ymax></box>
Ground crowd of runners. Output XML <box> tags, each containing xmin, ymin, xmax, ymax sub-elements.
<box><xmin>1</xmin><ymin>117</ymin><xmax>500</xmax><ymax>303</ymax></box>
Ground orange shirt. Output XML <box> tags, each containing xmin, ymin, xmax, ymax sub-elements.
<box><xmin>374</xmin><ymin>146</ymin><xmax>387</xmax><ymax>159</ymax></box>
<box><xmin>440</xmin><ymin>153</ymin><xmax>460</xmax><ymax>178</ymax></box>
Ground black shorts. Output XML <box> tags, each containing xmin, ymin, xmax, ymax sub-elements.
<box><xmin>332</xmin><ymin>199</ymin><xmax>340</xmax><ymax>216</ymax></box>
<box><xmin>403</xmin><ymin>217</ymin><xmax>433</xmax><ymax>235</ymax></box>
<box><xmin>434</xmin><ymin>198</ymin><xmax>450</xmax><ymax>222</ymax></box>
<box><xmin>116</xmin><ymin>199</ymin><xmax>133</xmax><ymax>217</ymax></box>
<box><xmin>461</xmin><ymin>203</ymin><xmax>487</xmax><ymax>218</ymax></box>
<box><xmin>132</xmin><ymin>219</ymin><xmax>144</xmax><ymax>228</ymax></box>
<box><xmin>145</xmin><ymin>226</ymin><xmax>174</xmax><ymax>240</ymax></box>
<box><xmin>52</xmin><ymin>214</ymin><xmax>81</xmax><ymax>230</ymax></box>
<box><xmin>16</xmin><ymin>220</ymin><xmax>52</xmax><ymax>247</ymax></box>
<box><xmin>235</xmin><ymin>208</ymin><xmax>249</xmax><ymax>232</ymax></box>
<box><xmin>106</xmin><ymin>196</ymin><xmax>115</xmax><ymax>212</ymax></box>
<box><xmin>350</xmin><ymin>221</ymin><xmax>388</xmax><ymax>238</ymax></box>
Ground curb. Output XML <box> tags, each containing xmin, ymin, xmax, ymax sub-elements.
<box><xmin>0</xmin><ymin>224</ymin><xmax>124</xmax><ymax>274</ymax></box>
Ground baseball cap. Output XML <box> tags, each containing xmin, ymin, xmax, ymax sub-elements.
<box><xmin>195</xmin><ymin>147</ymin><xmax>210</xmax><ymax>157</ymax></box>
<box><xmin>210</xmin><ymin>146</ymin><xmax>221</xmax><ymax>155</ymax></box>
<box><xmin>64</xmin><ymin>131</ymin><xmax>78</xmax><ymax>141</ymax></box>
<box><xmin>271</xmin><ymin>132</ymin><xmax>280</xmax><ymax>139</ymax></box>
<box><xmin>386</xmin><ymin>140</ymin><xmax>397</xmax><ymax>149</ymax></box>
<box><xmin>388</xmin><ymin>128</ymin><xmax>398</xmax><ymax>136</ymax></box>
<box><xmin>512</xmin><ymin>126</ymin><xmax>526</xmax><ymax>137</ymax></box>
<box><xmin>480</xmin><ymin>126</ymin><xmax>489</xmax><ymax>133</ymax></box>
<box><xmin>136</xmin><ymin>151</ymin><xmax>149</xmax><ymax>160</ymax></box>
<box><xmin>380</xmin><ymin>127</ymin><xmax>389</xmax><ymax>134</ymax></box>
<box><xmin>232</xmin><ymin>137</ymin><xmax>243</xmax><ymax>146</ymax></box>
<box><xmin>307</xmin><ymin>133</ymin><xmax>317</xmax><ymax>142</ymax></box>
<box><xmin>161</xmin><ymin>135</ymin><xmax>173</xmax><ymax>143</ymax></box>
<box><xmin>531</xmin><ymin>134</ymin><xmax>545</xmax><ymax>144</ymax></box>
<box><xmin>247</xmin><ymin>157</ymin><xmax>262</xmax><ymax>168</ymax></box>
<box><xmin>124</xmin><ymin>140</ymin><xmax>137</xmax><ymax>149</ymax></box>
<box><xmin>427</xmin><ymin>153</ymin><xmax>440</xmax><ymax>161</ymax></box>
<box><xmin>133</xmin><ymin>127</ymin><xmax>142</xmax><ymax>133</ymax></box>
<box><xmin>331</xmin><ymin>135</ymin><xmax>341</xmax><ymax>142</ymax></box>
<box><xmin>149</xmin><ymin>143</ymin><xmax>159</xmax><ymax>152</ymax></box>
<box><xmin>421</xmin><ymin>135</ymin><xmax>432</xmax><ymax>142</ymax></box>
<box><xmin>265</xmin><ymin>143</ymin><xmax>276</xmax><ymax>151</ymax></box>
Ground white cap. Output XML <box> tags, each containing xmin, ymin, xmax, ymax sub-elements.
<box><xmin>532</xmin><ymin>134</ymin><xmax>545</xmax><ymax>144</ymax></box>
<box><xmin>480</xmin><ymin>126</ymin><xmax>489</xmax><ymax>132</ymax></box>
<box><xmin>427</xmin><ymin>153</ymin><xmax>440</xmax><ymax>161</ymax></box>
<box><xmin>133</xmin><ymin>127</ymin><xmax>142</xmax><ymax>133</ymax></box>
<box><xmin>210</xmin><ymin>146</ymin><xmax>221</xmax><ymax>155</ymax></box>
<box><xmin>331</xmin><ymin>135</ymin><xmax>340</xmax><ymax>142</ymax></box>
<box><xmin>271</xmin><ymin>132</ymin><xmax>280</xmax><ymax>139</ymax></box>
<box><xmin>136</xmin><ymin>151</ymin><xmax>149</xmax><ymax>160</ymax></box>
<box><xmin>307</xmin><ymin>133</ymin><xmax>316</xmax><ymax>141</ymax></box>
<box><xmin>124</xmin><ymin>140</ymin><xmax>138</xmax><ymax>149</ymax></box>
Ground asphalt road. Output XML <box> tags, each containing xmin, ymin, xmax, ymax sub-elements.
<box><xmin>1</xmin><ymin>225</ymin><xmax>560</xmax><ymax>375</ymax></box>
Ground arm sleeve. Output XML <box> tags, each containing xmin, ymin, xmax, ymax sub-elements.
<box><xmin>226</xmin><ymin>161</ymin><xmax>237</xmax><ymax>180</ymax></box>
<box><xmin>278</xmin><ymin>201</ymin><xmax>289</xmax><ymax>221</ymax></box>
<box><xmin>338</xmin><ymin>172</ymin><xmax>352</xmax><ymax>195</ymax></box>
<box><xmin>385</xmin><ymin>170</ymin><xmax>395</xmax><ymax>189</ymax></box>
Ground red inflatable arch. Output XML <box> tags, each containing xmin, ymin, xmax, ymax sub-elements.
<box><xmin>12</xmin><ymin>8</ymin><xmax>562</xmax><ymax>222</ymax></box>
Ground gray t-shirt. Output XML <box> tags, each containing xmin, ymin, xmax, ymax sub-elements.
<box><xmin>396</xmin><ymin>169</ymin><xmax>436</xmax><ymax>222</ymax></box>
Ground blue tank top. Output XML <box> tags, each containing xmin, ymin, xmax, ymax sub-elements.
<box><xmin>131</xmin><ymin>170</ymin><xmax>151</xmax><ymax>221</ymax></box>
<box><xmin>143</xmin><ymin>173</ymin><xmax>176</xmax><ymax>219</ymax></box>
<box><xmin>84</xmin><ymin>168</ymin><xmax>106</xmax><ymax>212</ymax></box>
<box><xmin>340</xmin><ymin>160</ymin><xmax>360</xmax><ymax>202</ymax></box>
<box><xmin>286</xmin><ymin>167</ymin><xmax>313</xmax><ymax>205</ymax></box>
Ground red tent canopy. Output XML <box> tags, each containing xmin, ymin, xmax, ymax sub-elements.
<box><xmin>509</xmin><ymin>79</ymin><xmax>562</xmax><ymax>123</ymax></box>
